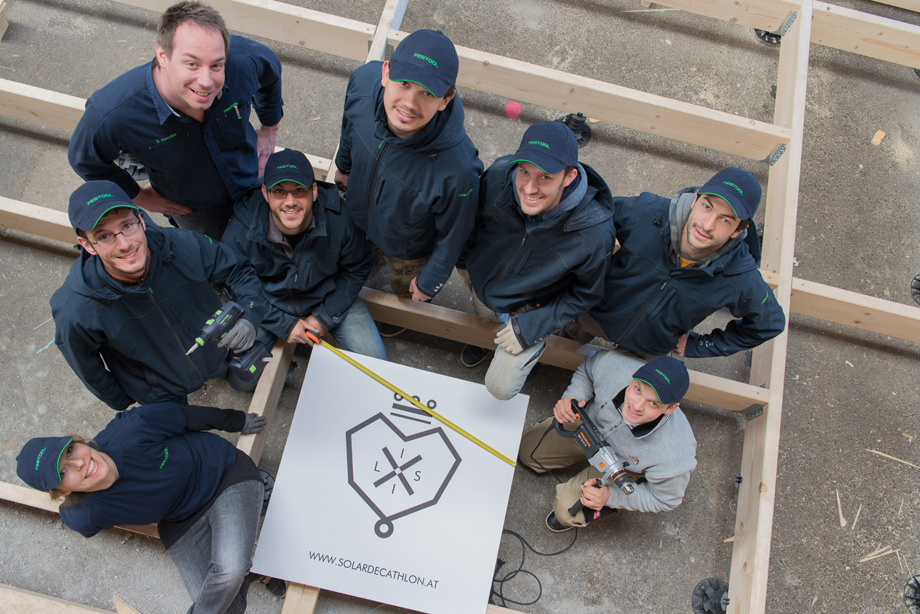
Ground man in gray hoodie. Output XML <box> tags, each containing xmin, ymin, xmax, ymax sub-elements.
<box><xmin>519</xmin><ymin>352</ymin><xmax>696</xmax><ymax>531</ymax></box>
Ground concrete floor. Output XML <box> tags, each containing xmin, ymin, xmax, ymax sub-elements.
<box><xmin>0</xmin><ymin>0</ymin><xmax>919</xmax><ymax>613</ymax></box>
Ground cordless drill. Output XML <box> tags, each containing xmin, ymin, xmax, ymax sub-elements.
<box><xmin>553</xmin><ymin>399</ymin><xmax>634</xmax><ymax>516</ymax></box>
<box><xmin>186</xmin><ymin>302</ymin><xmax>272</xmax><ymax>382</ymax></box>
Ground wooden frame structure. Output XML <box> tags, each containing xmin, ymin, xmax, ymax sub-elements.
<box><xmin>2</xmin><ymin>0</ymin><xmax>920</xmax><ymax>612</ymax></box>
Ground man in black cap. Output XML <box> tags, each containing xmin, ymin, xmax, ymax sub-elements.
<box><xmin>223</xmin><ymin>149</ymin><xmax>387</xmax><ymax>360</ymax></box>
<box><xmin>519</xmin><ymin>353</ymin><xmax>697</xmax><ymax>532</ymax></box>
<box><xmin>567</xmin><ymin>167</ymin><xmax>786</xmax><ymax>358</ymax></box>
<box><xmin>51</xmin><ymin>180</ymin><xmax>268</xmax><ymax>411</ymax></box>
<box><xmin>455</xmin><ymin>121</ymin><xmax>615</xmax><ymax>400</ymax></box>
<box><xmin>334</xmin><ymin>29</ymin><xmax>483</xmax><ymax>336</ymax></box>
<box><xmin>68</xmin><ymin>1</ymin><xmax>283</xmax><ymax>240</ymax></box>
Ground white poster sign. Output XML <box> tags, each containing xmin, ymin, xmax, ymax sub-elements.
<box><xmin>252</xmin><ymin>345</ymin><xmax>528</xmax><ymax>614</ymax></box>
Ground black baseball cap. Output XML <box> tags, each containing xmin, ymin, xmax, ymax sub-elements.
<box><xmin>508</xmin><ymin>121</ymin><xmax>578</xmax><ymax>175</ymax></box>
<box><xmin>263</xmin><ymin>149</ymin><xmax>315</xmax><ymax>189</ymax></box>
<box><xmin>632</xmin><ymin>356</ymin><xmax>690</xmax><ymax>405</ymax></box>
<box><xmin>68</xmin><ymin>181</ymin><xmax>140</xmax><ymax>232</ymax></box>
<box><xmin>388</xmin><ymin>29</ymin><xmax>459</xmax><ymax>98</ymax></box>
<box><xmin>17</xmin><ymin>435</ymin><xmax>73</xmax><ymax>491</ymax></box>
<box><xmin>698</xmin><ymin>167</ymin><xmax>762</xmax><ymax>220</ymax></box>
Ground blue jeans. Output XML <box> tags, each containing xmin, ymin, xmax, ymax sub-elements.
<box><xmin>326</xmin><ymin>298</ymin><xmax>388</xmax><ymax>361</ymax></box>
<box><xmin>166</xmin><ymin>479</ymin><xmax>264</xmax><ymax>614</ymax></box>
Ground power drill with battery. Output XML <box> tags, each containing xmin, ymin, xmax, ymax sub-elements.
<box><xmin>553</xmin><ymin>398</ymin><xmax>634</xmax><ymax>517</ymax></box>
<box><xmin>186</xmin><ymin>302</ymin><xmax>272</xmax><ymax>382</ymax></box>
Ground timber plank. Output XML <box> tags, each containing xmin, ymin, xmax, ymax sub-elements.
<box><xmin>236</xmin><ymin>338</ymin><xmax>294</xmax><ymax>465</ymax></box>
<box><xmin>0</xmin><ymin>584</ymin><xmax>114</xmax><ymax>614</ymax></box>
<box><xmin>0</xmin><ymin>77</ymin><xmax>84</xmax><ymax>131</ymax></box>
<box><xmin>280</xmin><ymin>584</ymin><xmax>321</xmax><ymax>614</ymax></box>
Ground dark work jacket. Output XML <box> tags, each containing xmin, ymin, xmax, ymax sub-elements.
<box><xmin>60</xmin><ymin>403</ymin><xmax>259</xmax><ymax>547</ymax></box>
<box><xmin>461</xmin><ymin>158</ymin><xmax>615</xmax><ymax>348</ymax></box>
<box><xmin>223</xmin><ymin>182</ymin><xmax>373</xmax><ymax>339</ymax></box>
<box><xmin>590</xmin><ymin>191</ymin><xmax>786</xmax><ymax>357</ymax></box>
<box><xmin>335</xmin><ymin>61</ymin><xmax>483</xmax><ymax>297</ymax></box>
<box><xmin>50</xmin><ymin>224</ymin><xmax>267</xmax><ymax>410</ymax></box>
<box><xmin>68</xmin><ymin>35</ymin><xmax>283</xmax><ymax>210</ymax></box>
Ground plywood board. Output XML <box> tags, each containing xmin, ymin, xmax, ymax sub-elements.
<box><xmin>252</xmin><ymin>345</ymin><xmax>527</xmax><ymax>614</ymax></box>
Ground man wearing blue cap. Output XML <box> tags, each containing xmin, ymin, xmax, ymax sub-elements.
<box><xmin>455</xmin><ymin>121</ymin><xmax>615</xmax><ymax>400</ymax></box>
<box><xmin>51</xmin><ymin>180</ymin><xmax>268</xmax><ymax>411</ymax></box>
<box><xmin>519</xmin><ymin>353</ymin><xmax>697</xmax><ymax>531</ymax></box>
<box><xmin>223</xmin><ymin>149</ymin><xmax>387</xmax><ymax>360</ymax></box>
<box><xmin>566</xmin><ymin>167</ymin><xmax>786</xmax><ymax>358</ymax></box>
<box><xmin>334</xmin><ymin>29</ymin><xmax>483</xmax><ymax>336</ymax></box>
<box><xmin>68</xmin><ymin>1</ymin><xmax>283</xmax><ymax>240</ymax></box>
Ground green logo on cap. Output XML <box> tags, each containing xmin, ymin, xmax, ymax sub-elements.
<box><xmin>528</xmin><ymin>141</ymin><xmax>550</xmax><ymax>149</ymax></box>
<box><xmin>276</xmin><ymin>164</ymin><xmax>298</xmax><ymax>169</ymax></box>
<box><xmin>35</xmin><ymin>447</ymin><xmax>46</xmax><ymax>470</ymax></box>
<box><xmin>655</xmin><ymin>369</ymin><xmax>670</xmax><ymax>384</ymax></box>
<box><xmin>722</xmin><ymin>181</ymin><xmax>744</xmax><ymax>195</ymax></box>
<box><xmin>158</xmin><ymin>446</ymin><xmax>169</xmax><ymax>470</ymax></box>
<box><xmin>413</xmin><ymin>53</ymin><xmax>438</xmax><ymax>67</ymax></box>
<box><xmin>86</xmin><ymin>194</ymin><xmax>113</xmax><ymax>206</ymax></box>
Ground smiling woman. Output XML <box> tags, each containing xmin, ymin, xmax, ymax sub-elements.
<box><xmin>15</xmin><ymin>402</ymin><xmax>280</xmax><ymax>611</ymax></box>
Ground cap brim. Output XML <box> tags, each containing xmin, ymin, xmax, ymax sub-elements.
<box><xmin>88</xmin><ymin>204</ymin><xmax>139</xmax><ymax>231</ymax></box>
<box><xmin>388</xmin><ymin>61</ymin><xmax>451</xmax><ymax>98</ymax></box>
<box><xmin>507</xmin><ymin>155</ymin><xmax>566</xmax><ymax>175</ymax></box>
<box><xmin>267</xmin><ymin>178</ymin><xmax>312</xmax><ymax>190</ymax></box>
<box><xmin>698</xmin><ymin>189</ymin><xmax>744</xmax><ymax>220</ymax></box>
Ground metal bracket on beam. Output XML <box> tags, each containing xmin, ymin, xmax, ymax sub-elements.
<box><xmin>744</xmin><ymin>404</ymin><xmax>764</xmax><ymax>421</ymax></box>
<box><xmin>369</xmin><ymin>40</ymin><xmax>395</xmax><ymax>61</ymax></box>
<box><xmin>772</xmin><ymin>11</ymin><xmax>798</xmax><ymax>37</ymax></box>
<box><xmin>766</xmin><ymin>143</ymin><xmax>786</xmax><ymax>166</ymax></box>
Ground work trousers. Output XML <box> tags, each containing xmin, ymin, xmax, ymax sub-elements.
<box><xmin>373</xmin><ymin>247</ymin><xmax>430</xmax><ymax>299</ymax></box>
<box><xmin>519</xmin><ymin>416</ymin><xmax>607</xmax><ymax>528</ymax></box>
<box><xmin>166</xmin><ymin>479</ymin><xmax>264</xmax><ymax>614</ymax></box>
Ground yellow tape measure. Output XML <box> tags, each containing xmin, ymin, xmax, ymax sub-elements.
<box><xmin>306</xmin><ymin>333</ymin><xmax>516</xmax><ymax>467</ymax></box>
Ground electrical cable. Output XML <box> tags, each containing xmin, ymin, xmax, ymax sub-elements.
<box><xmin>490</xmin><ymin>527</ymin><xmax>579</xmax><ymax>608</ymax></box>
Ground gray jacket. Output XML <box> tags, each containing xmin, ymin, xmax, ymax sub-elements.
<box><xmin>563</xmin><ymin>350</ymin><xmax>697</xmax><ymax>513</ymax></box>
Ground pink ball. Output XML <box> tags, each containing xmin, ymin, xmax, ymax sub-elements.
<box><xmin>504</xmin><ymin>101</ymin><xmax>522</xmax><ymax>120</ymax></box>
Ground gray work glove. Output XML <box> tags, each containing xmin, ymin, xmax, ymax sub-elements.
<box><xmin>219</xmin><ymin>318</ymin><xmax>256</xmax><ymax>352</ymax></box>
<box><xmin>242</xmin><ymin>412</ymin><xmax>267</xmax><ymax>434</ymax></box>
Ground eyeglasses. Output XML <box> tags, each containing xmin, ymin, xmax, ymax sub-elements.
<box><xmin>268</xmin><ymin>186</ymin><xmax>311</xmax><ymax>199</ymax></box>
<box><xmin>88</xmin><ymin>221</ymin><xmax>141</xmax><ymax>246</ymax></box>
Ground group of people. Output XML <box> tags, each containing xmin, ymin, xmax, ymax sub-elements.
<box><xmin>15</xmin><ymin>2</ymin><xmax>787</xmax><ymax>612</ymax></box>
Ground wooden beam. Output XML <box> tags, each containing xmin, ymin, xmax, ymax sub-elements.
<box><xmin>359</xmin><ymin>288</ymin><xmax>768</xmax><ymax>411</ymax></box>
<box><xmin>761</xmin><ymin>272</ymin><xmax>920</xmax><ymax>341</ymax></box>
<box><xmin>0</xmin><ymin>584</ymin><xmax>115</xmax><ymax>614</ymax></box>
<box><xmin>113</xmin><ymin>596</ymin><xmax>144</xmax><ymax>614</ymax></box>
<box><xmin>367</xmin><ymin>0</ymin><xmax>409</xmax><ymax>62</ymax></box>
<box><xmin>383</xmin><ymin>33</ymin><xmax>790</xmax><ymax>161</ymax></box>
<box><xmin>236</xmin><ymin>338</ymin><xmax>294</xmax><ymax>465</ymax></box>
<box><xmin>812</xmin><ymin>0</ymin><xmax>920</xmax><ymax>68</ymax></box>
<box><xmin>623</xmin><ymin>0</ymin><xmax>799</xmax><ymax>31</ymax></box>
<box><xmin>0</xmin><ymin>196</ymin><xmax>75</xmax><ymax>244</ymax></box>
<box><xmin>730</xmin><ymin>0</ymin><xmax>811</xmax><ymax>611</ymax></box>
<box><xmin>0</xmin><ymin>1</ymin><xmax>9</xmax><ymax>41</ymax></box>
<box><xmin>280</xmin><ymin>583</ymin><xmax>321</xmax><ymax>614</ymax></box>
<box><xmin>0</xmin><ymin>78</ymin><xmax>84</xmax><ymax>131</ymax></box>
<box><xmin>868</xmin><ymin>0</ymin><xmax>920</xmax><ymax>13</ymax></box>
<box><xmin>115</xmin><ymin>0</ymin><xmax>375</xmax><ymax>61</ymax></box>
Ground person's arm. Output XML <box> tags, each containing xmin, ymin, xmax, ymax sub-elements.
<box><xmin>333</xmin><ymin>73</ymin><xmax>359</xmax><ymax>182</ymax></box>
<box><xmin>193</xmin><ymin>234</ymin><xmax>267</xmax><ymax>331</ymax></box>
<box><xmin>51</xmin><ymin>308</ymin><xmax>134</xmax><ymax>411</ymax></box>
<box><xmin>313</xmin><ymin>211</ymin><xmax>374</xmax><ymax>331</ymax></box>
<box><xmin>67</xmin><ymin>104</ymin><xmax>142</xmax><ymax>200</ymax></box>
<box><xmin>413</xmin><ymin>171</ymin><xmax>482</xmax><ymax>298</ymax></box>
<box><xmin>684</xmin><ymin>279</ymin><xmax>786</xmax><ymax>358</ymax></box>
<box><xmin>599</xmin><ymin>466</ymin><xmax>693</xmax><ymax>513</ymax></box>
<box><xmin>244</xmin><ymin>38</ymin><xmax>283</xmax><ymax>178</ymax></box>
<box><xmin>506</xmin><ymin>228</ymin><xmax>614</xmax><ymax>348</ymax></box>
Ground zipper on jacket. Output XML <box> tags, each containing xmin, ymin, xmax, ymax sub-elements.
<box><xmin>612</xmin><ymin>274</ymin><xmax>672</xmax><ymax>349</ymax></box>
<box><xmin>147</xmin><ymin>288</ymin><xmax>207</xmax><ymax>385</ymax></box>
<box><xmin>486</xmin><ymin>202</ymin><xmax>529</xmax><ymax>295</ymax></box>
<box><xmin>364</xmin><ymin>141</ymin><xmax>391</xmax><ymax>232</ymax></box>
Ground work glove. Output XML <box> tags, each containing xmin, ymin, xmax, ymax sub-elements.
<box><xmin>455</xmin><ymin>268</ymin><xmax>473</xmax><ymax>294</ymax></box>
<box><xmin>242</xmin><ymin>412</ymin><xmax>267</xmax><ymax>434</ymax></box>
<box><xmin>219</xmin><ymin>318</ymin><xmax>256</xmax><ymax>352</ymax></box>
<box><xmin>495</xmin><ymin>320</ymin><xmax>524</xmax><ymax>355</ymax></box>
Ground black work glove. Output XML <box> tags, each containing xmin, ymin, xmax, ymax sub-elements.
<box><xmin>242</xmin><ymin>412</ymin><xmax>267</xmax><ymax>434</ymax></box>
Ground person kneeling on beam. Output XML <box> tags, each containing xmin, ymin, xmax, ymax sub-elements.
<box><xmin>518</xmin><ymin>352</ymin><xmax>697</xmax><ymax>532</ymax></box>
<box><xmin>16</xmin><ymin>402</ymin><xmax>285</xmax><ymax>610</ymax></box>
